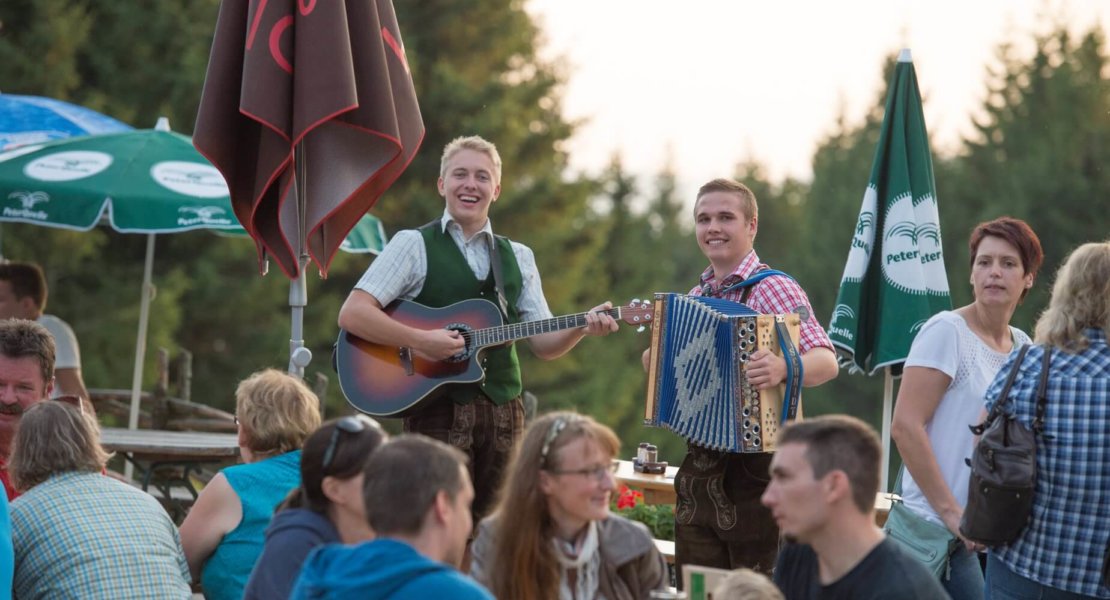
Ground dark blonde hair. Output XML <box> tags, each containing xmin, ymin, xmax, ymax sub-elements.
<box><xmin>440</xmin><ymin>135</ymin><xmax>502</xmax><ymax>184</ymax></box>
<box><xmin>1034</xmin><ymin>241</ymin><xmax>1110</xmax><ymax>351</ymax></box>
<box><xmin>712</xmin><ymin>568</ymin><xmax>785</xmax><ymax>600</ymax></box>
<box><xmin>235</xmin><ymin>369</ymin><xmax>321</xmax><ymax>455</ymax></box>
<box><xmin>486</xmin><ymin>412</ymin><xmax>620</xmax><ymax>600</ymax></box>
<box><xmin>695</xmin><ymin>178</ymin><xmax>759</xmax><ymax>222</ymax></box>
<box><xmin>10</xmin><ymin>401</ymin><xmax>111</xmax><ymax>491</ymax></box>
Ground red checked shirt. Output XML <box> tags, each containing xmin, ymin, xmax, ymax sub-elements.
<box><xmin>688</xmin><ymin>250</ymin><xmax>833</xmax><ymax>355</ymax></box>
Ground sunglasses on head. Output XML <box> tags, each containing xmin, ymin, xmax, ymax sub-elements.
<box><xmin>321</xmin><ymin>416</ymin><xmax>372</xmax><ymax>471</ymax></box>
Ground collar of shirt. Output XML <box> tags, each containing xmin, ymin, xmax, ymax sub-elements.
<box><xmin>440</xmin><ymin>210</ymin><xmax>494</xmax><ymax>245</ymax></box>
<box><xmin>698</xmin><ymin>250</ymin><xmax>764</xmax><ymax>295</ymax></box>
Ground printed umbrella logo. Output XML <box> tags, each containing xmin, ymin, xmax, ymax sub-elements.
<box><xmin>8</xmin><ymin>190</ymin><xmax>49</xmax><ymax>209</ymax></box>
<box><xmin>841</xmin><ymin>186</ymin><xmax>878</xmax><ymax>282</ymax></box>
<box><xmin>177</xmin><ymin>205</ymin><xmax>234</xmax><ymax>227</ymax></box>
<box><xmin>23</xmin><ymin>151</ymin><xmax>113</xmax><ymax>182</ymax></box>
<box><xmin>880</xmin><ymin>193</ymin><xmax>948</xmax><ymax>295</ymax></box>
<box><xmin>151</xmin><ymin>161</ymin><xmax>230</xmax><ymax>198</ymax></box>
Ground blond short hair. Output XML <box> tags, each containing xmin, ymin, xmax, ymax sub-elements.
<box><xmin>10</xmin><ymin>401</ymin><xmax>111</xmax><ymax>491</ymax></box>
<box><xmin>440</xmin><ymin>135</ymin><xmax>502</xmax><ymax>184</ymax></box>
<box><xmin>712</xmin><ymin>568</ymin><xmax>785</xmax><ymax>600</ymax></box>
<box><xmin>695</xmin><ymin>178</ymin><xmax>758</xmax><ymax>221</ymax></box>
<box><xmin>235</xmin><ymin>369</ymin><xmax>321</xmax><ymax>455</ymax></box>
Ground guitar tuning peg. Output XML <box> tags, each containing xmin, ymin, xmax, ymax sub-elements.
<box><xmin>632</xmin><ymin>298</ymin><xmax>641</xmax><ymax>305</ymax></box>
<box><xmin>636</xmin><ymin>325</ymin><xmax>646</xmax><ymax>333</ymax></box>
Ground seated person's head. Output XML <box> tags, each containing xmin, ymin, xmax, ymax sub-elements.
<box><xmin>9</xmin><ymin>400</ymin><xmax>108</xmax><ymax>492</ymax></box>
<box><xmin>235</xmin><ymin>369</ymin><xmax>322</xmax><ymax>461</ymax></box>
<box><xmin>0</xmin><ymin>262</ymin><xmax>47</xmax><ymax>320</ymax></box>
<box><xmin>712</xmin><ymin>568</ymin><xmax>785</xmax><ymax>600</ymax></box>
<box><xmin>511</xmin><ymin>411</ymin><xmax>620</xmax><ymax>531</ymax></box>
<box><xmin>761</xmin><ymin>415</ymin><xmax>881</xmax><ymax>543</ymax></box>
<box><xmin>0</xmin><ymin>319</ymin><xmax>56</xmax><ymax>454</ymax></box>
<box><xmin>287</xmin><ymin>415</ymin><xmax>387</xmax><ymax>526</ymax></box>
<box><xmin>362</xmin><ymin>435</ymin><xmax>472</xmax><ymax>567</ymax></box>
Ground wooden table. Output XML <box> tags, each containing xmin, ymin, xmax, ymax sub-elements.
<box><xmin>100</xmin><ymin>427</ymin><xmax>240</xmax><ymax>521</ymax></box>
<box><xmin>614</xmin><ymin>459</ymin><xmax>896</xmax><ymax>525</ymax></box>
<box><xmin>615</xmin><ymin>459</ymin><xmax>678</xmax><ymax>505</ymax></box>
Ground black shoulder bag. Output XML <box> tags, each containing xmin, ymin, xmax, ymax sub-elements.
<box><xmin>960</xmin><ymin>344</ymin><xmax>1052</xmax><ymax>546</ymax></box>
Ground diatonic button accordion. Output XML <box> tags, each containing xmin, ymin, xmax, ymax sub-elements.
<box><xmin>644</xmin><ymin>293</ymin><xmax>803</xmax><ymax>453</ymax></box>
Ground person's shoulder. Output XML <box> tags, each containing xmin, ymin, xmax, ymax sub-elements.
<box><xmin>404</xmin><ymin>569</ymin><xmax>493</xmax><ymax>599</ymax></box>
<box><xmin>864</xmin><ymin>539</ymin><xmax>947</xmax><ymax>598</ymax></box>
<box><xmin>598</xmin><ymin>514</ymin><xmax>656</xmax><ymax>564</ymax></box>
<box><xmin>36</xmin><ymin>314</ymin><xmax>76</xmax><ymax>336</ymax></box>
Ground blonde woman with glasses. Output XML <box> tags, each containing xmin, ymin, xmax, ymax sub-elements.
<box><xmin>470</xmin><ymin>411</ymin><xmax>666</xmax><ymax>600</ymax></box>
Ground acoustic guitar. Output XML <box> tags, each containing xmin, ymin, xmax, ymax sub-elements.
<box><xmin>335</xmin><ymin>298</ymin><xmax>653</xmax><ymax>417</ymax></box>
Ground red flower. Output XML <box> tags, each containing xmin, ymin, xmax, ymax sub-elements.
<box><xmin>617</xmin><ymin>494</ymin><xmax>637</xmax><ymax>510</ymax></box>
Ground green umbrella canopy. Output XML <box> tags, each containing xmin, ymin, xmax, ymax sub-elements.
<box><xmin>0</xmin><ymin>118</ymin><xmax>237</xmax><ymax>233</ymax></box>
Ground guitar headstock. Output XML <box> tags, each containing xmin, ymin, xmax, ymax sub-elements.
<box><xmin>618</xmin><ymin>298</ymin><xmax>654</xmax><ymax>330</ymax></box>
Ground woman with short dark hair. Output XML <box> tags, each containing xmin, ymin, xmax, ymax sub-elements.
<box><xmin>891</xmin><ymin>216</ymin><xmax>1043</xmax><ymax>599</ymax></box>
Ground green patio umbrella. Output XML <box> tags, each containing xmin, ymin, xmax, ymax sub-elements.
<box><xmin>0</xmin><ymin>117</ymin><xmax>240</xmax><ymax>439</ymax></box>
<box><xmin>0</xmin><ymin>118</ymin><xmax>389</xmax><ymax>438</ymax></box>
<box><xmin>827</xmin><ymin>49</ymin><xmax>951</xmax><ymax>490</ymax></box>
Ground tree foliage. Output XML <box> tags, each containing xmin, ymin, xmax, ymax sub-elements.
<box><xmin>0</xmin><ymin>2</ymin><xmax>1107</xmax><ymax>465</ymax></box>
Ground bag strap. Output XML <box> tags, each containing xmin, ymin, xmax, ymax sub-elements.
<box><xmin>1031</xmin><ymin>346</ymin><xmax>1053</xmax><ymax>433</ymax></box>
<box><xmin>969</xmin><ymin>344</ymin><xmax>1031</xmax><ymax>436</ymax></box>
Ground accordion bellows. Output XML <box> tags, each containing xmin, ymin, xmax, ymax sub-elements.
<box><xmin>644</xmin><ymin>293</ymin><xmax>803</xmax><ymax>453</ymax></box>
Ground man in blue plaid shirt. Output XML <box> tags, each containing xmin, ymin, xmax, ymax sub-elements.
<box><xmin>982</xmin><ymin>241</ymin><xmax>1110</xmax><ymax>599</ymax></box>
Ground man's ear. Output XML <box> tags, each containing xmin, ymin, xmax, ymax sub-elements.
<box><xmin>824</xmin><ymin>470</ymin><xmax>851</xmax><ymax>504</ymax></box>
<box><xmin>18</xmin><ymin>296</ymin><xmax>39</xmax><ymax>318</ymax></box>
<box><xmin>437</xmin><ymin>177</ymin><xmax>446</xmax><ymax>197</ymax></box>
<box><xmin>432</xmin><ymin>489</ymin><xmax>452</xmax><ymax>525</ymax></box>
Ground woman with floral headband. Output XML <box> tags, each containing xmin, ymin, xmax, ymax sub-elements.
<box><xmin>470</xmin><ymin>411</ymin><xmax>666</xmax><ymax>600</ymax></box>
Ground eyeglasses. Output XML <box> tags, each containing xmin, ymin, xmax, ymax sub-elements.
<box><xmin>321</xmin><ymin>416</ymin><xmax>368</xmax><ymax>471</ymax></box>
<box><xmin>53</xmin><ymin>394</ymin><xmax>85</xmax><ymax>415</ymax></box>
<box><xmin>547</xmin><ymin>462</ymin><xmax>619</xmax><ymax>483</ymax></box>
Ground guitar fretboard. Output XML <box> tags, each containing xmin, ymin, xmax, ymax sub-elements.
<box><xmin>462</xmin><ymin>307</ymin><xmax>623</xmax><ymax>347</ymax></box>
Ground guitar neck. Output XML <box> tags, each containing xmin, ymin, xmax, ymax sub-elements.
<box><xmin>469</xmin><ymin>307</ymin><xmax>623</xmax><ymax>347</ymax></box>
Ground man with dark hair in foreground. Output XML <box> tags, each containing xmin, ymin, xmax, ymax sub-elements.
<box><xmin>763</xmin><ymin>415</ymin><xmax>946</xmax><ymax>600</ymax></box>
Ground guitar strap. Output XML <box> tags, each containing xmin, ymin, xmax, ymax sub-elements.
<box><xmin>487</xmin><ymin>233</ymin><xmax>511</xmax><ymax>320</ymax></box>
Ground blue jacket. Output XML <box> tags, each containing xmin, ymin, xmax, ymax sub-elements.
<box><xmin>243</xmin><ymin>508</ymin><xmax>339</xmax><ymax>600</ymax></box>
<box><xmin>290</xmin><ymin>538</ymin><xmax>492</xmax><ymax>600</ymax></box>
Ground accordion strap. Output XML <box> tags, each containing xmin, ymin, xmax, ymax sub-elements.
<box><xmin>715</xmin><ymin>269</ymin><xmax>792</xmax><ymax>299</ymax></box>
<box><xmin>776</xmin><ymin>317</ymin><xmax>804</xmax><ymax>422</ymax></box>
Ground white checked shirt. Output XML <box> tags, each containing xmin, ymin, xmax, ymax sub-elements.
<box><xmin>355</xmin><ymin>211</ymin><xmax>554</xmax><ymax>321</ymax></box>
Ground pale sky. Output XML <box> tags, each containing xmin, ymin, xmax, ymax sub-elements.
<box><xmin>526</xmin><ymin>0</ymin><xmax>1110</xmax><ymax>202</ymax></box>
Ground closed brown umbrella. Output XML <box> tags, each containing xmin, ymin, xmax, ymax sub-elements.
<box><xmin>194</xmin><ymin>0</ymin><xmax>423</xmax><ymax>375</ymax></box>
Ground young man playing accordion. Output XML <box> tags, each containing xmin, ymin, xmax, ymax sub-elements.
<box><xmin>645</xmin><ymin>178</ymin><xmax>838</xmax><ymax>583</ymax></box>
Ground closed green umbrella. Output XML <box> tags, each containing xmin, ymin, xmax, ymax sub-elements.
<box><xmin>827</xmin><ymin>49</ymin><xmax>951</xmax><ymax>490</ymax></box>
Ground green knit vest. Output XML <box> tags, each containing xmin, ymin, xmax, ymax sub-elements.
<box><xmin>414</xmin><ymin>223</ymin><xmax>524</xmax><ymax>405</ymax></box>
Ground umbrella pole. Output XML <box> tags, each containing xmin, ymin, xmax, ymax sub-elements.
<box><xmin>882</xmin><ymin>367</ymin><xmax>894</xmax><ymax>492</ymax></box>
<box><xmin>288</xmin><ymin>142</ymin><xmax>311</xmax><ymax>379</ymax></box>
<box><xmin>125</xmin><ymin>233</ymin><xmax>156</xmax><ymax>479</ymax></box>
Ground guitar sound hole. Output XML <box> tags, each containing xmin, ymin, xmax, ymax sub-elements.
<box><xmin>444</xmin><ymin>323</ymin><xmax>473</xmax><ymax>363</ymax></box>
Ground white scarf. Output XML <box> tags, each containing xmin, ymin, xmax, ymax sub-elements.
<box><xmin>553</xmin><ymin>521</ymin><xmax>605</xmax><ymax>600</ymax></box>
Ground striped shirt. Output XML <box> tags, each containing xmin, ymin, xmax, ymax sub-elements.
<box><xmin>689</xmin><ymin>250</ymin><xmax>833</xmax><ymax>355</ymax></box>
<box><xmin>984</xmin><ymin>328</ymin><xmax>1110</xmax><ymax>598</ymax></box>
<box><xmin>10</xmin><ymin>471</ymin><xmax>192</xmax><ymax>599</ymax></box>
<box><xmin>355</xmin><ymin>211</ymin><xmax>553</xmax><ymax>321</ymax></box>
